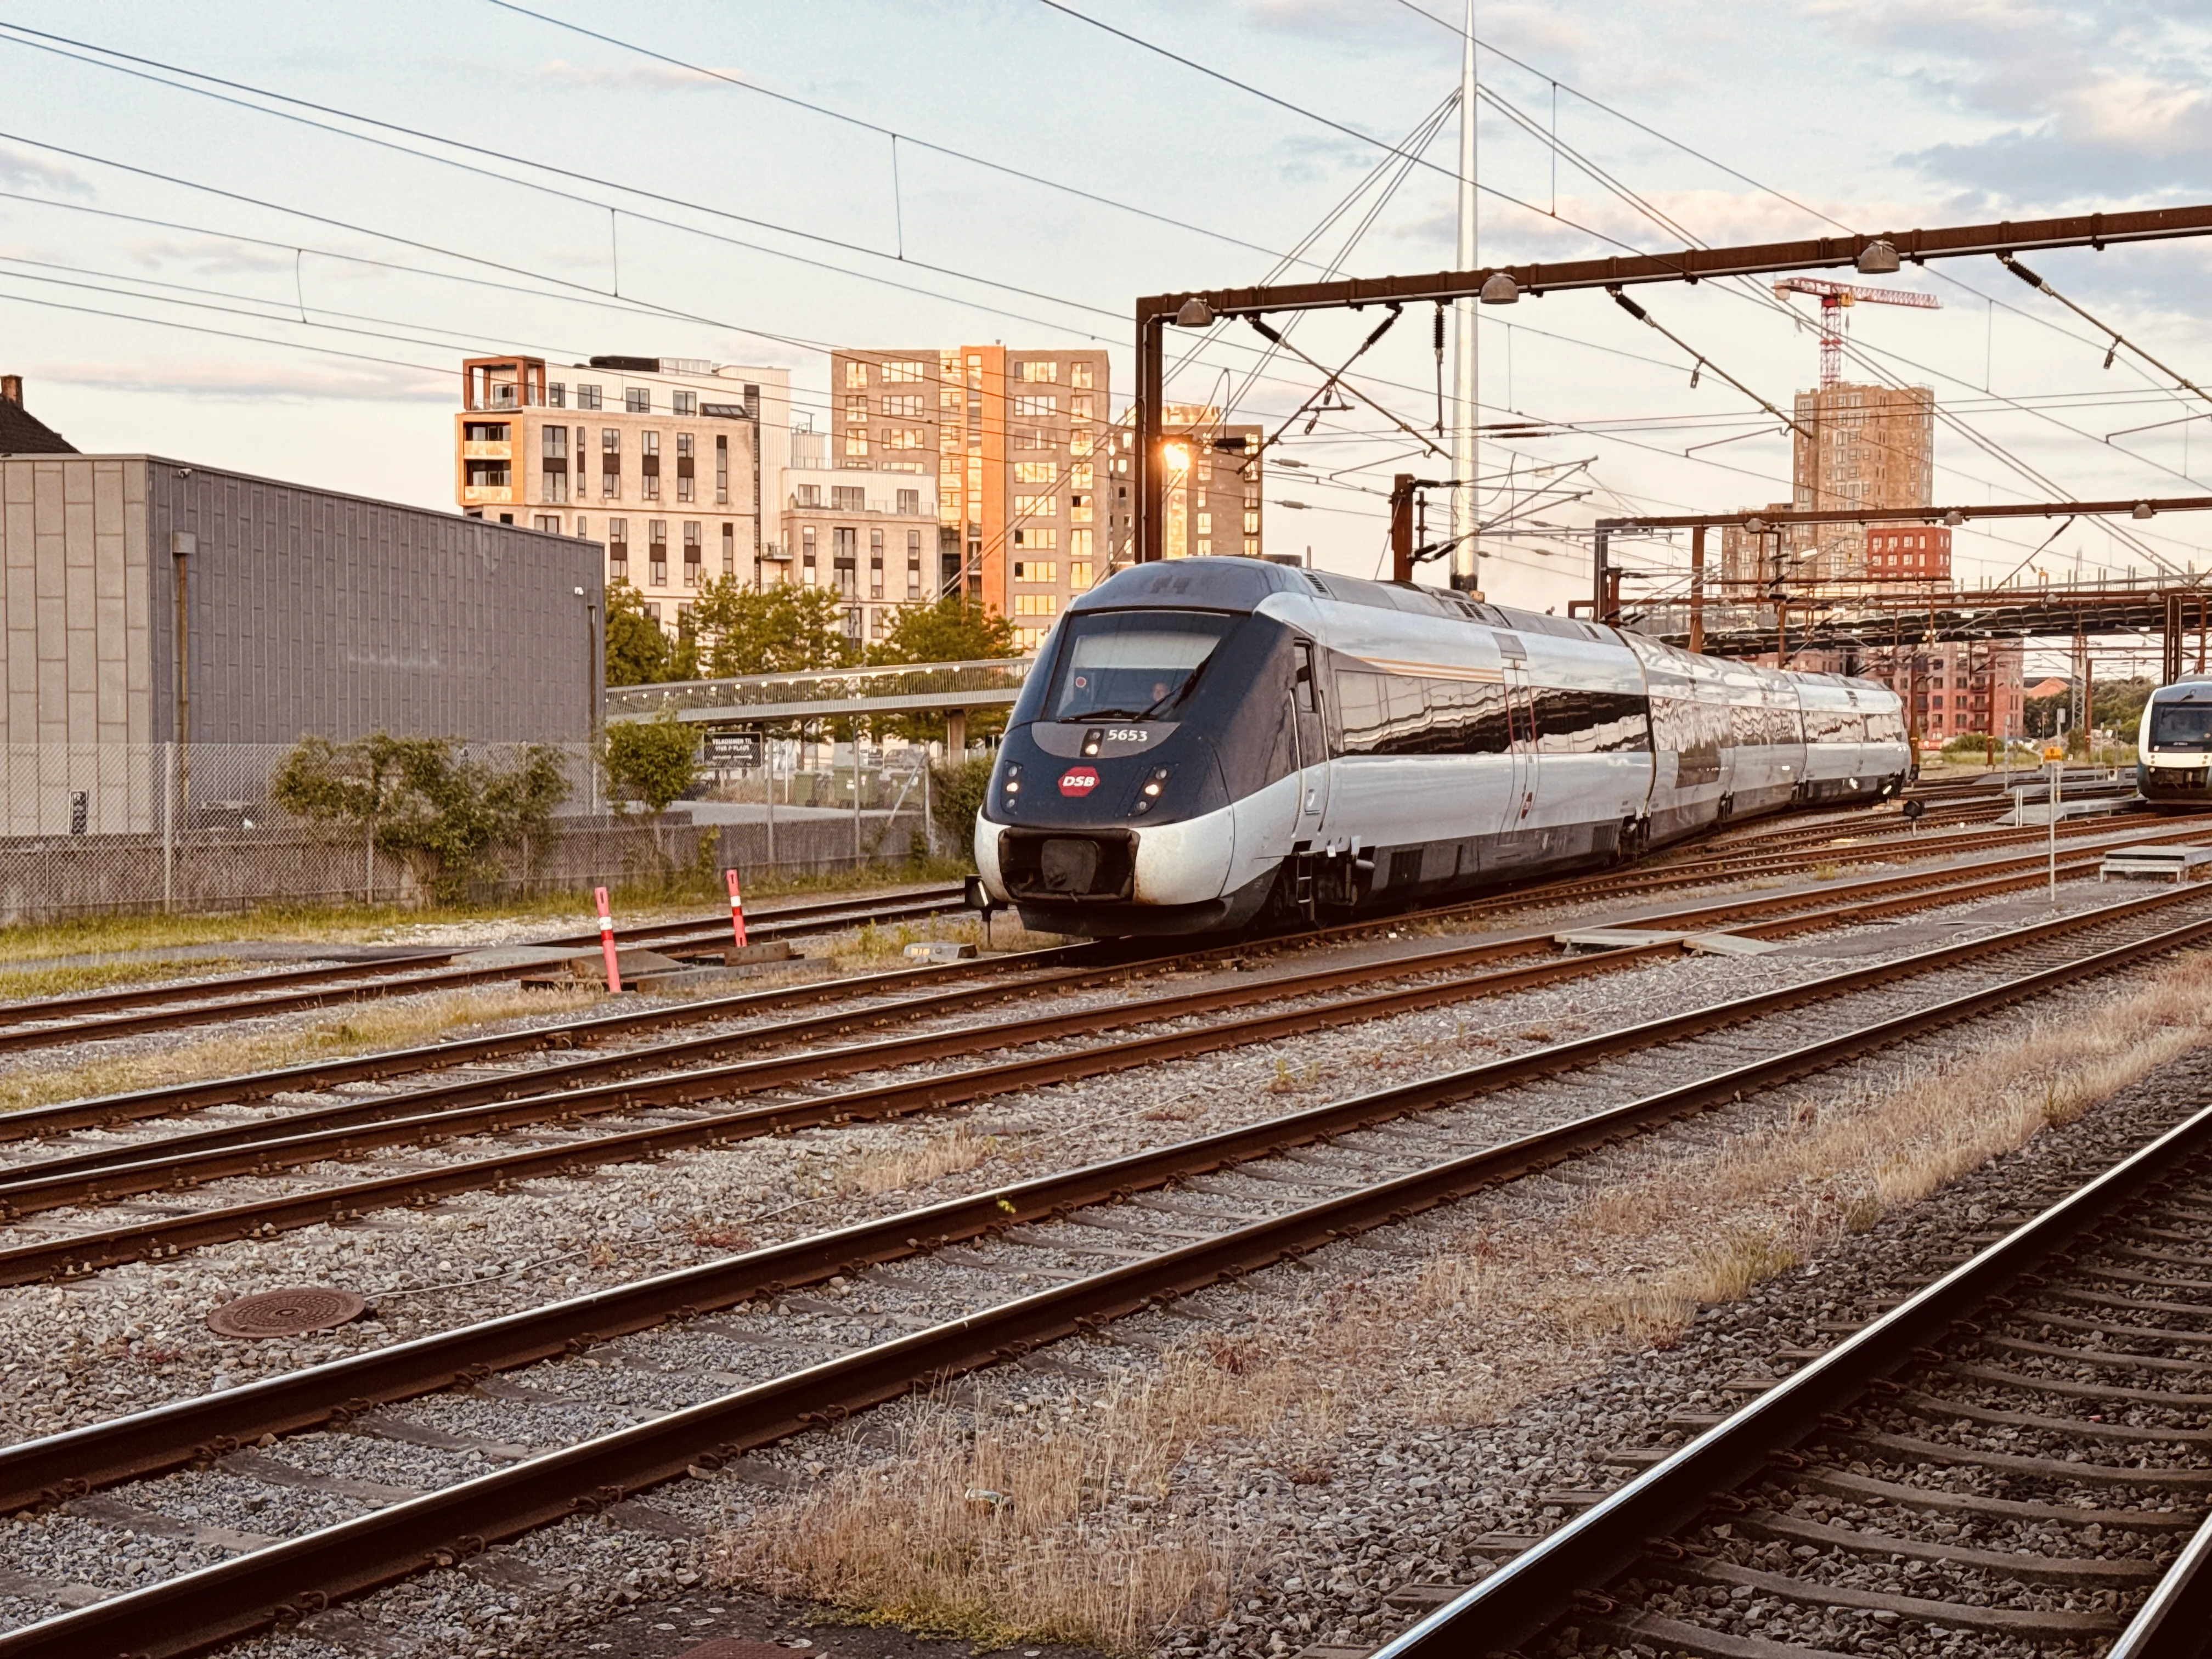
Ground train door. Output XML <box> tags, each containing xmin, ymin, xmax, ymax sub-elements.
<box><xmin>1502</xmin><ymin>661</ymin><xmax>1541</xmax><ymax>833</ymax></box>
<box><xmin>1291</xmin><ymin>640</ymin><xmax>1330</xmax><ymax>826</ymax></box>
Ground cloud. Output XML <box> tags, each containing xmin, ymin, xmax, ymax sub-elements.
<box><xmin>534</xmin><ymin>58</ymin><xmax>743</xmax><ymax>92</ymax></box>
<box><xmin>0</xmin><ymin>144</ymin><xmax>90</xmax><ymax>199</ymax></box>
<box><xmin>1802</xmin><ymin>1</ymin><xmax>2212</xmax><ymax>204</ymax></box>
<box><xmin>31</xmin><ymin>358</ymin><xmax>449</xmax><ymax>404</ymax></box>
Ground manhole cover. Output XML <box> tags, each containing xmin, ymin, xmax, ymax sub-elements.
<box><xmin>206</xmin><ymin>1286</ymin><xmax>368</xmax><ymax>1340</ymax></box>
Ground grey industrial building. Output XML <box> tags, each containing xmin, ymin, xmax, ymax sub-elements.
<box><xmin>1</xmin><ymin>452</ymin><xmax>604</xmax><ymax>833</ymax></box>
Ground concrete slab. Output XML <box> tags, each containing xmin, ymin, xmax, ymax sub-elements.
<box><xmin>1680</xmin><ymin>932</ymin><xmax>1785</xmax><ymax>957</ymax></box>
<box><xmin>1553</xmin><ymin>928</ymin><xmax>1690</xmax><ymax>950</ymax></box>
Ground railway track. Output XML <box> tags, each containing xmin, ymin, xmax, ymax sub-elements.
<box><xmin>0</xmin><ymin>885</ymin><xmax>973</xmax><ymax>1051</ymax></box>
<box><xmin>1364</xmin><ymin>1052</ymin><xmax>2212</xmax><ymax>1659</ymax></box>
<box><xmin>2</xmin><ymin>821</ymin><xmax>2204</xmax><ymax>1282</ymax></box>
<box><xmin>1</xmin><ymin>877</ymin><xmax>2209</xmax><ymax>1656</ymax></box>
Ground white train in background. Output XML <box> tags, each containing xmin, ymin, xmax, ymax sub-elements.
<box><xmin>975</xmin><ymin>558</ymin><xmax>1912</xmax><ymax>936</ymax></box>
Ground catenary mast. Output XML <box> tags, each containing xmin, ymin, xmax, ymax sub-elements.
<box><xmin>1449</xmin><ymin>0</ymin><xmax>1480</xmax><ymax>592</ymax></box>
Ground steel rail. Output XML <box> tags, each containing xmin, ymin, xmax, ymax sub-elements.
<box><xmin>7</xmin><ymin>902</ymin><xmax>2212</xmax><ymax>1659</ymax></box>
<box><xmin>1</xmin><ymin>870</ymin><xmax>2202</xmax><ymax>1293</ymax></box>
<box><xmin>0</xmin><ymin>891</ymin><xmax>974</xmax><ymax>1054</ymax></box>
<box><xmin>4</xmin><ymin>829</ymin><xmax>2146</xmax><ymax>1197</ymax></box>
<box><xmin>2107</xmin><ymin>1508</ymin><xmax>2212</xmax><ymax>1659</ymax></box>
<box><xmin>1</xmin><ymin>832</ymin><xmax>2183</xmax><ymax>1210</ymax></box>
<box><xmin>0</xmin><ymin>887</ymin><xmax>969</xmax><ymax>1029</ymax></box>
<box><xmin>0</xmin><ymin>799</ymin><xmax>2104</xmax><ymax>1149</ymax></box>
<box><xmin>1368</xmin><ymin>1060</ymin><xmax>2212</xmax><ymax>1658</ymax></box>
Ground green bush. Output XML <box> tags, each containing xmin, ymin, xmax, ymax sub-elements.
<box><xmin>930</xmin><ymin>756</ymin><xmax>994</xmax><ymax>862</ymax></box>
<box><xmin>602</xmin><ymin>707</ymin><xmax>700</xmax><ymax>817</ymax></box>
<box><xmin>272</xmin><ymin>734</ymin><xmax>569</xmax><ymax>904</ymax></box>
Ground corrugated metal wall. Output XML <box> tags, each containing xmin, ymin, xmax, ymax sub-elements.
<box><xmin>141</xmin><ymin>457</ymin><xmax>603</xmax><ymax>744</ymax></box>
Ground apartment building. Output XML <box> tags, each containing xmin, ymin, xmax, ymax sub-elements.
<box><xmin>778</xmin><ymin>430</ymin><xmax>938</xmax><ymax>644</ymax></box>
<box><xmin>1861</xmin><ymin>639</ymin><xmax>2025</xmax><ymax>741</ymax></box>
<box><xmin>828</xmin><ymin>345</ymin><xmax>1109</xmax><ymax>651</ymax></box>
<box><xmin>454</xmin><ymin>354</ymin><xmax>791</xmax><ymax>629</ymax></box>
<box><xmin>1104</xmin><ymin>403</ymin><xmax>1264</xmax><ymax>567</ymax></box>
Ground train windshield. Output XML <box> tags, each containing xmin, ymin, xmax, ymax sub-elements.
<box><xmin>1046</xmin><ymin>609</ymin><xmax>1237</xmax><ymax>721</ymax></box>
<box><xmin>2151</xmin><ymin>697</ymin><xmax>2212</xmax><ymax>751</ymax></box>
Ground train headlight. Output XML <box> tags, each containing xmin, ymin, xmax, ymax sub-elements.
<box><xmin>1002</xmin><ymin>764</ymin><xmax>1022</xmax><ymax>796</ymax></box>
<box><xmin>1132</xmin><ymin>766</ymin><xmax>1170</xmax><ymax>815</ymax></box>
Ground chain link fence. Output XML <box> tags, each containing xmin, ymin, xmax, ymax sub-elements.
<box><xmin>0</xmin><ymin>743</ymin><xmax>929</xmax><ymax>924</ymax></box>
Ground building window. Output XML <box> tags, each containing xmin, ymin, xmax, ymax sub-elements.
<box><xmin>649</xmin><ymin>519</ymin><xmax>669</xmax><ymax>586</ymax></box>
<box><xmin>1070</xmin><ymin>360</ymin><xmax>1094</xmax><ymax>389</ymax></box>
<box><xmin>884</xmin><ymin>427</ymin><xmax>923</xmax><ymax>450</ymax></box>
<box><xmin>1070</xmin><ymin>493</ymin><xmax>1092</xmax><ymax>524</ymax></box>
<box><xmin>1243</xmin><ymin>509</ymin><xmax>1260</xmax><ymax>534</ymax></box>
<box><xmin>845</xmin><ymin>393</ymin><xmax>869</xmax><ymax>421</ymax></box>
<box><xmin>640</xmin><ymin>430</ymin><xmax>661</xmax><ymax>499</ymax></box>
<box><xmin>1017</xmin><ymin>360</ymin><xmax>1059</xmax><ymax>382</ymax></box>
<box><xmin>1244</xmin><ymin>538</ymin><xmax>1260</xmax><ymax>556</ymax></box>
<box><xmin>1070</xmin><ymin>428</ymin><xmax>1094</xmax><ymax>456</ymax></box>
<box><xmin>546</xmin><ymin>382</ymin><xmax>567</xmax><ymax>408</ymax></box>
<box><xmin>1014</xmin><ymin>526</ymin><xmax>1058</xmax><ymax>550</ymax></box>
<box><xmin>1013</xmin><ymin>493</ymin><xmax>1056</xmax><ymax>517</ymax></box>
<box><xmin>802</xmin><ymin>526</ymin><xmax>818</xmax><ymax>585</ymax></box>
<box><xmin>832</xmin><ymin>526</ymin><xmax>857</xmax><ymax>595</ymax></box>
<box><xmin>533</xmin><ymin>514</ymin><xmax>561</xmax><ymax>532</ymax></box>
<box><xmin>674</xmin><ymin>390</ymin><xmax>697</xmax><ymax>416</ymax></box>
<box><xmin>715</xmin><ymin>433</ymin><xmax>730</xmax><ymax>504</ymax></box>
<box><xmin>844</xmin><ymin>359</ymin><xmax>869</xmax><ymax>389</ymax></box>
<box><xmin>463</xmin><ymin>421</ymin><xmax>510</xmax><ymax>442</ymax></box>
<box><xmin>601</xmin><ymin>428</ymin><xmax>621</xmax><ymax>496</ymax></box>
<box><xmin>684</xmin><ymin>520</ymin><xmax>702</xmax><ymax>588</ymax></box>
<box><xmin>906</xmin><ymin>529</ymin><xmax>922</xmax><ymax>598</ymax></box>
<box><xmin>882</xmin><ymin>394</ymin><xmax>922</xmax><ymax>417</ymax></box>
<box><xmin>882</xmin><ymin>359</ymin><xmax>924</xmax><ymax>383</ymax></box>
<box><xmin>832</xmin><ymin>485</ymin><xmax>866</xmax><ymax>512</ymax></box>
<box><xmin>870</xmin><ymin>527</ymin><xmax>885</xmax><ymax>597</ymax></box>
<box><xmin>1013</xmin><ymin>593</ymin><xmax>1059</xmax><ymax>616</ymax></box>
<box><xmin>675</xmin><ymin>432</ymin><xmax>694</xmax><ymax>501</ymax></box>
<box><xmin>1070</xmin><ymin>395</ymin><xmax>1093</xmax><ymax>420</ymax></box>
<box><xmin>844</xmin><ymin>430</ymin><xmax>869</xmax><ymax>460</ymax></box>
<box><xmin>1197</xmin><ymin>540</ymin><xmax>1212</xmax><ymax>556</ymax></box>
<box><xmin>609</xmin><ymin>518</ymin><xmax>629</xmax><ymax>582</ymax></box>
<box><xmin>1071</xmin><ymin>560</ymin><xmax>1093</xmax><ymax>588</ymax></box>
<box><xmin>542</xmin><ymin>468</ymin><xmax>568</xmax><ymax>503</ymax></box>
<box><xmin>1070</xmin><ymin>528</ymin><xmax>1093</xmax><ymax>560</ymax></box>
<box><xmin>721</xmin><ymin>521</ymin><xmax>735</xmax><ymax>577</ymax></box>
<box><xmin>1069</xmin><ymin>462</ymin><xmax>1094</xmax><ymax>489</ymax></box>
<box><xmin>1013</xmin><ymin>562</ymin><xmax>1058</xmax><ymax>584</ymax></box>
<box><xmin>1195</xmin><ymin>511</ymin><xmax>1212</xmax><ymax>536</ymax></box>
<box><xmin>541</xmin><ymin>425</ymin><xmax>568</xmax><ymax>459</ymax></box>
<box><xmin>577</xmin><ymin>383</ymin><xmax>602</xmax><ymax>410</ymax></box>
<box><xmin>625</xmin><ymin>387</ymin><xmax>651</xmax><ymax>414</ymax></box>
<box><xmin>464</xmin><ymin>459</ymin><xmax>510</xmax><ymax>487</ymax></box>
<box><xmin>1015</xmin><ymin>461</ymin><xmax>1053</xmax><ymax>485</ymax></box>
<box><xmin>1013</xmin><ymin>394</ymin><xmax>1057</xmax><ymax>417</ymax></box>
<box><xmin>796</xmin><ymin>483</ymin><xmax>821</xmax><ymax>508</ymax></box>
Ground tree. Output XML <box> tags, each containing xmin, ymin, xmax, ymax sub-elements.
<box><xmin>272</xmin><ymin>734</ymin><xmax>570</xmax><ymax>904</ymax></box>
<box><xmin>866</xmin><ymin>594</ymin><xmax>1024</xmax><ymax>745</ymax></box>
<box><xmin>686</xmin><ymin>577</ymin><xmax>857</xmax><ymax>678</ymax></box>
<box><xmin>2094</xmin><ymin>675</ymin><xmax>2153</xmax><ymax>738</ymax></box>
<box><xmin>602</xmin><ymin>706</ymin><xmax>701</xmax><ymax>823</ymax></box>
<box><xmin>867</xmin><ymin>592</ymin><xmax>1019</xmax><ymax>669</ymax></box>
<box><xmin>605</xmin><ymin>580</ymin><xmax>685</xmax><ymax>687</ymax></box>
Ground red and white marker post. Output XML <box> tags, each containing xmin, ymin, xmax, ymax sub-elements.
<box><xmin>594</xmin><ymin>885</ymin><xmax>622</xmax><ymax>993</ymax></box>
<box><xmin>726</xmin><ymin>866</ymin><xmax>749</xmax><ymax>949</ymax></box>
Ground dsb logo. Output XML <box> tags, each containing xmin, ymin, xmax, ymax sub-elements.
<box><xmin>1058</xmin><ymin>765</ymin><xmax>1101</xmax><ymax>797</ymax></box>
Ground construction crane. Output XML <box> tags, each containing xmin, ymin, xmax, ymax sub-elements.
<box><xmin>1773</xmin><ymin>278</ymin><xmax>1941</xmax><ymax>388</ymax></box>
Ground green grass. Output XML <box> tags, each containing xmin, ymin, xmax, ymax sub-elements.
<box><xmin>0</xmin><ymin>957</ymin><xmax>245</xmax><ymax>1004</ymax></box>
<box><xmin>0</xmin><ymin>853</ymin><xmax>978</xmax><ymax>966</ymax></box>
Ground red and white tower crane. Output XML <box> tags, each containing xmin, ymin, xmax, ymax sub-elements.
<box><xmin>1773</xmin><ymin>278</ymin><xmax>1941</xmax><ymax>387</ymax></box>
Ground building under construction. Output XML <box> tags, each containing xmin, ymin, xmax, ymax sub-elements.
<box><xmin>1720</xmin><ymin>382</ymin><xmax>1938</xmax><ymax>589</ymax></box>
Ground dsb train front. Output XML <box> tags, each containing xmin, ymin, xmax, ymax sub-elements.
<box><xmin>975</xmin><ymin>558</ymin><xmax>1909</xmax><ymax>936</ymax></box>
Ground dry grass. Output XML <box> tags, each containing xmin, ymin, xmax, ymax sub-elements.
<box><xmin>833</xmin><ymin>914</ymin><xmax>1069</xmax><ymax>969</ymax></box>
<box><xmin>715</xmin><ymin>1360</ymin><xmax>1317</xmax><ymax>1651</ymax></box>
<box><xmin>0</xmin><ymin>957</ymin><xmax>241</xmax><ymax>1004</ymax></box>
<box><xmin>831</xmin><ymin>1127</ymin><xmax>1011</xmax><ymax>1197</ymax></box>
<box><xmin>715</xmin><ymin>947</ymin><xmax>2212</xmax><ymax>1652</ymax></box>
<box><xmin>0</xmin><ymin>984</ymin><xmax>603</xmax><ymax>1115</ymax></box>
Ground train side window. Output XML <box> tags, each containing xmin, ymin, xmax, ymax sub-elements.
<box><xmin>1294</xmin><ymin>642</ymin><xmax>1319</xmax><ymax>713</ymax></box>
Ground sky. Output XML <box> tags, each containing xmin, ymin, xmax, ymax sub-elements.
<box><xmin>3</xmin><ymin>0</ymin><xmax>2211</xmax><ymax>658</ymax></box>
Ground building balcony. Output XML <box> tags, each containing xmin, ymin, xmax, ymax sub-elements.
<box><xmin>462</xmin><ymin>485</ymin><xmax>516</xmax><ymax>504</ymax></box>
<box><xmin>461</xmin><ymin>441</ymin><xmax>512</xmax><ymax>460</ymax></box>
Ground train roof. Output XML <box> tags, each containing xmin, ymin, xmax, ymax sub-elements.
<box><xmin>1074</xmin><ymin>556</ymin><xmax>1610</xmax><ymax>641</ymax></box>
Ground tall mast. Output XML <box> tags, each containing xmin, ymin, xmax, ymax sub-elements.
<box><xmin>1449</xmin><ymin>0</ymin><xmax>1479</xmax><ymax>592</ymax></box>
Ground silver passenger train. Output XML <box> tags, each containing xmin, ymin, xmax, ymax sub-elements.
<box><xmin>2138</xmin><ymin>679</ymin><xmax>2212</xmax><ymax>809</ymax></box>
<box><xmin>974</xmin><ymin>558</ymin><xmax>1912</xmax><ymax>936</ymax></box>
